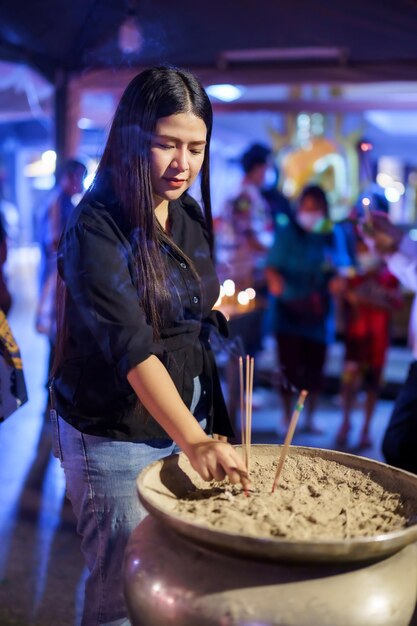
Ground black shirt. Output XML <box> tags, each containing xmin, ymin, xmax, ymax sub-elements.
<box><xmin>52</xmin><ymin>192</ymin><xmax>233</xmax><ymax>441</ymax></box>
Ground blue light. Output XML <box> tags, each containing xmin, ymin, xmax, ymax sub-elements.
<box><xmin>206</xmin><ymin>84</ymin><xmax>243</xmax><ymax>102</ymax></box>
<box><xmin>78</xmin><ymin>118</ymin><xmax>94</xmax><ymax>130</ymax></box>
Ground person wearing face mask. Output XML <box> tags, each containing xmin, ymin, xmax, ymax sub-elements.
<box><xmin>358</xmin><ymin>211</ymin><xmax>417</xmax><ymax>473</ymax></box>
<box><xmin>296</xmin><ymin>207</ymin><xmax>330</xmax><ymax>233</ymax></box>
<box><xmin>336</xmin><ymin>234</ymin><xmax>403</xmax><ymax>449</ymax></box>
<box><xmin>265</xmin><ymin>184</ymin><xmax>345</xmax><ymax>434</ymax></box>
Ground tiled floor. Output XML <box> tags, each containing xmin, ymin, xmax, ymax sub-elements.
<box><xmin>0</xmin><ymin>248</ymin><xmax>414</xmax><ymax>626</ymax></box>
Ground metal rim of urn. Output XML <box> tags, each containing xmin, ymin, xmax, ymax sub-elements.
<box><xmin>136</xmin><ymin>444</ymin><xmax>417</xmax><ymax>564</ymax></box>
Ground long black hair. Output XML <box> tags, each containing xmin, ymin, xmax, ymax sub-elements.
<box><xmin>95</xmin><ymin>65</ymin><xmax>213</xmax><ymax>233</ymax></box>
<box><xmin>53</xmin><ymin>66</ymin><xmax>214</xmax><ymax>374</ymax></box>
<box><xmin>96</xmin><ymin>66</ymin><xmax>213</xmax><ymax>331</ymax></box>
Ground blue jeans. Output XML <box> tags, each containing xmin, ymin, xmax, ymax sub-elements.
<box><xmin>52</xmin><ymin>378</ymin><xmax>205</xmax><ymax>626</ymax></box>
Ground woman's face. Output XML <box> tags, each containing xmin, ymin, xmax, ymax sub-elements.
<box><xmin>150</xmin><ymin>112</ymin><xmax>207</xmax><ymax>205</ymax></box>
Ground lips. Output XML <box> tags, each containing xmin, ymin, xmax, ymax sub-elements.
<box><xmin>164</xmin><ymin>178</ymin><xmax>186</xmax><ymax>188</ymax></box>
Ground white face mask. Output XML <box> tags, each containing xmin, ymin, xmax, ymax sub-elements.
<box><xmin>357</xmin><ymin>252</ymin><xmax>380</xmax><ymax>272</ymax></box>
<box><xmin>296</xmin><ymin>211</ymin><xmax>323</xmax><ymax>232</ymax></box>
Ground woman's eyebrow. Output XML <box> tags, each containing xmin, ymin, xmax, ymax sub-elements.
<box><xmin>154</xmin><ymin>134</ymin><xmax>206</xmax><ymax>145</ymax></box>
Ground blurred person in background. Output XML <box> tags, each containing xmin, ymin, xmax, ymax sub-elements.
<box><xmin>24</xmin><ymin>159</ymin><xmax>87</xmax><ymax>490</ymax></box>
<box><xmin>336</xmin><ymin>230</ymin><xmax>403</xmax><ymax>449</ymax></box>
<box><xmin>217</xmin><ymin>143</ymin><xmax>276</xmax><ymax>427</ymax></box>
<box><xmin>219</xmin><ymin>142</ymin><xmax>275</xmax><ymax>290</ymax></box>
<box><xmin>265</xmin><ymin>184</ymin><xmax>345</xmax><ymax>434</ymax></box>
<box><xmin>360</xmin><ymin>211</ymin><xmax>417</xmax><ymax>474</ymax></box>
<box><xmin>36</xmin><ymin>159</ymin><xmax>87</xmax><ymax>386</ymax></box>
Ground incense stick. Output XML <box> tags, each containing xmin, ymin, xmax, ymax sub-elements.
<box><xmin>271</xmin><ymin>389</ymin><xmax>308</xmax><ymax>492</ymax></box>
<box><xmin>239</xmin><ymin>354</ymin><xmax>255</xmax><ymax>471</ymax></box>
<box><xmin>239</xmin><ymin>356</ymin><xmax>245</xmax><ymax>464</ymax></box>
<box><xmin>247</xmin><ymin>356</ymin><xmax>254</xmax><ymax>472</ymax></box>
<box><xmin>245</xmin><ymin>355</ymin><xmax>250</xmax><ymax>469</ymax></box>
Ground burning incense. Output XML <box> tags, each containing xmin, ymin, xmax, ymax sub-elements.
<box><xmin>271</xmin><ymin>389</ymin><xmax>308</xmax><ymax>493</ymax></box>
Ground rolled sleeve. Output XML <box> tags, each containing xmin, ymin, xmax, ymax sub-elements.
<box><xmin>204</xmin><ymin>309</ymin><xmax>230</xmax><ymax>338</ymax></box>
<box><xmin>59</xmin><ymin>214</ymin><xmax>163</xmax><ymax>379</ymax></box>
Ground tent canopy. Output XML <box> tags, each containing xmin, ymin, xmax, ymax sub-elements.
<box><xmin>3</xmin><ymin>1</ymin><xmax>417</xmax><ymax>162</ymax></box>
<box><xmin>1</xmin><ymin>0</ymin><xmax>417</xmax><ymax>84</ymax></box>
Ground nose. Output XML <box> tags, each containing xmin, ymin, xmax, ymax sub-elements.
<box><xmin>171</xmin><ymin>147</ymin><xmax>189</xmax><ymax>172</ymax></box>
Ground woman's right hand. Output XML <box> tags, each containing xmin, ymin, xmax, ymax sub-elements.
<box><xmin>186</xmin><ymin>439</ymin><xmax>251</xmax><ymax>491</ymax></box>
<box><xmin>127</xmin><ymin>357</ymin><xmax>251</xmax><ymax>491</ymax></box>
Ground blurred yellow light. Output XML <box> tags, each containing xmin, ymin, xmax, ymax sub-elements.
<box><xmin>237</xmin><ymin>291</ymin><xmax>250</xmax><ymax>305</ymax></box>
<box><xmin>223</xmin><ymin>279</ymin><xmax>235</xmax><ymax>297</ymax></box>
<box><xmin>376</xmin><ymin>172</ymin><xmax>393</xmax><ymax>188</ymax></box>
<box><xmin>24</xmin><ymin>150</ymin><xmax>57</xmax><ymax>177</ymax></box>
<box><xmin>392</xmin><ymin>180</ymin><xmax>405</xmax><ymax>195</ymax></box>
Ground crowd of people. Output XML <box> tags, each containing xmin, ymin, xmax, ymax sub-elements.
<box><xmin>216</xmin><ymin>140</ymin><xmax>413</xmax><ymax>457</ymax></box>
<box><xmin>0</xmin><ymin>65</ymin><xmax>416</xmax><ymax>625</ymax></box>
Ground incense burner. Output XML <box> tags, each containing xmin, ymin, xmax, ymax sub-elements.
<box><xmin>123</xmin><ymin>445</ymin><xmax>417</xmax><ymax>625</ymax></box>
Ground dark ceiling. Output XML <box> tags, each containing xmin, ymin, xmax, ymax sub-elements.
<box><xmin>2</xmin><ymin>0</ymin><xmax>417</xmax><ymax>85</ymax></box>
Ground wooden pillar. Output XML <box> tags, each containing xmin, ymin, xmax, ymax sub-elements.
<box><xmin>54</xmin><ymin>70</ymin><xmax>83</xmax><ymax>172</ymax></box>
<box><xmin>54</xmin><ymin>69</ymin><xmax>68</xmax><ymax>173</ymax></box>
<box><xmin>66</xmin><ymin>76</ymin><xmax>82</xmax><ymax>160</ymax></box>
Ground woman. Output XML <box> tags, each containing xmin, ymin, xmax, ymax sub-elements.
<box><xmin>265</xmin><ymin>184</ymin><xmax>343</xmax><ymax>434</ymax></box>
<box><xmin>51</xmin><ymin>66</ymin><xmax>249</xmax><ymax>626</ymax></box>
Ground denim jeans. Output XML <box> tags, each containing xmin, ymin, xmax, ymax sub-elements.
<box><xmin>51</xmin><ymin>377</ymin><xmax>205</xmax><ymax>626</ymax></box>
